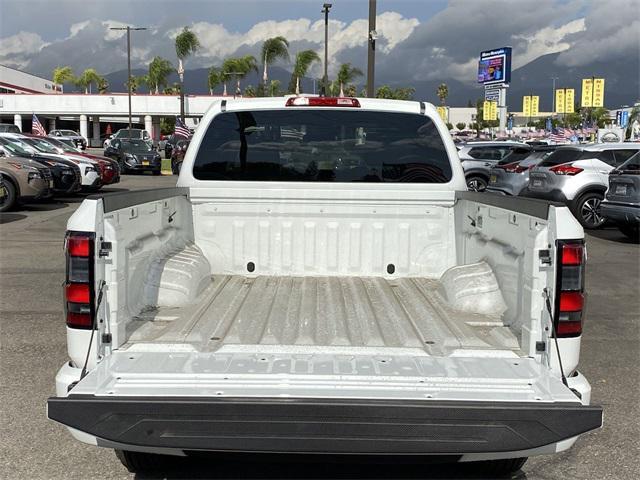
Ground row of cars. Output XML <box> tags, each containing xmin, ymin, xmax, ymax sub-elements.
<box><xmin>458</xmin><ymin>140</ymin><xmax>640</xmax><ymax>240</ymax></box>
<box><xmin>0</xmin><ymin>132</ymin><xmax>120</xmax><ymax>212</ymax></box>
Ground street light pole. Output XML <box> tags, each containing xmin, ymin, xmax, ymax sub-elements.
<box><xmin>321</xmin><ymin>3</ymin><xmax>332</xmax><ymax>96</ymax></box>
<box><xmin>366</xmin><ymin>0</ymin><xmax>377</xmax><ymax>98</ymax></box>
<box><xmin>551</xmin><ymin>76</ymin><xmax>559</xmax><ymax>114</ymax></box>
<box><xmin>110</xmin><ymin>26</ymin><xmax>147</xmax><ymax>138</ymax></box>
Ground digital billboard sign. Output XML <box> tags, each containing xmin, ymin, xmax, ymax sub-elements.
<box><xmin>477</xmin><ymin>47</ymin><xmax>512</xmax><ymax>85</ymax></box>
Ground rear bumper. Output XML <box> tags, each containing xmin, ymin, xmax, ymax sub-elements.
<box><xmin>522</xmin><ymin>187</ymin><xmax>568</xmax><ymax>204</ymax></box>
<box><xmin>47</xmin><ymin>396</ymin><xmax>602</xmax><ymax>455</ymax></box>
<box><xmin>601</xmin><ymin>201</ymin><xmax>640</xmax><ymax>224</ymax></box>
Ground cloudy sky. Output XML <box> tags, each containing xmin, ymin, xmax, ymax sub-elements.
<box><xmin>1</xmin><ymin>0</ymin><xmax>638</xmax><ymax>86</ymax></box>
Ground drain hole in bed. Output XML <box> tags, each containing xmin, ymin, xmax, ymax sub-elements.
<box><xmin>425</xmin><ymin>340</ymin><xmax>435</xmax><ymax>345</ymax></box>
<box><xmin>210</xmin><ymin>336</ymin><xmax>221</xmax><ymax>341</ymax></box>
<box><xmin>247</xmin><ymin>262</ymin><xmax>255</xmax><ymax>273</ymax></box>
<box><xmin>386</xmin><ymin>264</ymin><xmax>395</xmax><ymax>274</ymax></box>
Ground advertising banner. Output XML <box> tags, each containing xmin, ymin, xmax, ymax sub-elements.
<box><xmin>522</xmin><ymin>96</ymin><xmax>531</xmax><ymax>117</ymax></box>
<box><xmin>593</xmin><ymin>79</ymin><xmax>605</xmax><ymax>107</ymax></box>
<box><xmin>531</xmin><ymin>96</ymin><xmax>539</xmax><ymax>116</ymax></box>
<box><xmin>483</xmin><ymin>101</ymin><xmax>497</xmax><ymax>121</ymax></box>
<box><xmin>565</xmin><ymin>89</ymin><xmax>575</xmax><ymax>113</ymax></box>
<box><xmin>555</xmin><ymin>89</ymin><xmax>565</xmax><ymax>114</ymax></box>
<box><xmin>477</xmin><ymin>47</ymin><xmax>512</xmax><ymax>85</ymax></box>
<box><xmin>581</xmin><ymin>79</ymin><xmax>593</xmax><ymax>107</ymax></box>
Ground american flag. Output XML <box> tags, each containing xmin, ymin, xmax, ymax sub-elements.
<box><xmin>32</xmin><ymin>114</ymin><xmax>47</xmax><ymax>136</ymax></box>
<box><xmin>549</xmin><ymin>127</ymin><xmax>570</xmax><ymax>143</ymax></box>
<box><xmin>174</xmin><ymin>116</ymin><xmax>191</xmax><ymax>139</ymax></box>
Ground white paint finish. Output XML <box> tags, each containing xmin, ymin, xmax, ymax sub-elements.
<box><xmin>92</xmin><ymin>117</ymin><xmax>100</xmax><ymax>140</ymax></box>
<box><xmin>79</xmin><ymin>114</ymin><xmax>88</xmax><ymax>142</ymax></box>
<box><xmin>13</xmin><ymin>113</ymin><xmax>21</xmax><ymax>129</ymax></box>
<box><xmin>144</xmin><ymin>115</ymin><xmax>153</xmax><ymax>138</ymax></box>
<box><xmin>0</xmin><ymin>65</ymin><xmax>62</xmax><ymax>94</ymax></box>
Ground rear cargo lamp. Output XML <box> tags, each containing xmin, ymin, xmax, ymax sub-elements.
<box><xmin>555</xmin><ymin>241</ymin><xmax>585</xmax><ymax>337</ymax></box>
<box><xmin>285</xmin><ymin>97</ymin><xmax>361</xmax><ymax>107</ymax></box>
<box><xmin>550</xmin><ymin>164</ymin><xmax>583</xmax><ymax>176</ymax></box>
<box><xmin>64</xmin><ymin>232</ymin><xmax>95</xmax><ymax>329</ymax></box>
<box><xmin>498</xmin><ymin>162</ymin><xmax>530</xmax><ymax>173</ymax></box>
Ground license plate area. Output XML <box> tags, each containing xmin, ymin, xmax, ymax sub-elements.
<box><xmin>490</xmin><ymin>174</ymin><xmax>497</xmax><ymax>184</ymax></box>
<box><xmin>142</xmin><ymin>160</ymin><xmax>150</xmax><ymax>166</ymax></box>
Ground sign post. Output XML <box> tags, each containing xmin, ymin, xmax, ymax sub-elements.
<box><xmin>477</xmin><ymin>47</ymin><xmax>512</xmax><ymax>133</ymax></box>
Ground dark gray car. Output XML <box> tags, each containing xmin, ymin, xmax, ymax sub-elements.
<box><xmin>487</xmin><ymin>146</ymin><xmax>557</xmax><ymax>196</ymax></box>
<box><xmin>457</xmin><ymin>141</ymin><xmax>530</xmax><ymax>191</ymax></box>
<box><xmin>601</xmin><ymin>151</ymin><xmax>640</xmax><ymax>241</ymax></box>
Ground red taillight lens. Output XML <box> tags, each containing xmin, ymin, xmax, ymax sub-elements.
<box><xmin>68</xmin><ymin>236</ymin><xmax>90</xmax><ymax>257</ymax></box>
<box><xmin>285</xmin><ymin>97</ymin><xmax>361</xmax><ymax>107</ymax></box>
<box><xmin>498</xmin><ymin>162</ymin><xmax>530</xmax><ymax>173</ymax></box>
<box><xmin>562</xmin><ymin>244</ymin><xmax>583</xmax><ymax>265</ymax></box>
<box><xmin>554</xmin><ymin>240</ymin><xmax>585</xmax><ymax>338</ymax></box>
<box><xmin>550</xmin><ymin>164</ymin><xmax>583</xmax><ymax>176</ymax></box>
<box><xmin>65</xmin><ymin>232</ymin><xmax>94</xmax><ymax>329</ymax></box>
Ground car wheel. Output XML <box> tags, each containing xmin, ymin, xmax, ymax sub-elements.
<box><xmin>575</xmin><ymin>192</ymin><xmax>606</xmax><ymax>229</ymax></box>
<box><xmin>466</xmin><ymin>175</ymin><xmax>488</xmax><ymax>192</ymax></box>
<box><xmin>477</xmin><ymin>457</ymin><xmax>527</xmax><ymax>476</ymax></box>
<box><xmin>619</xmin><ymin>224</ymin><xmax>640</xmax><ymax>242</ymax></box>
<box><xmin>0</xmin><ymin>179</ymin><xmax>17</xmax><ymax>213</ymax></box>
<box><xmin>114</xmin><ymin>449</ymin><xmax>173</xmax><ymax>474</ymax></box>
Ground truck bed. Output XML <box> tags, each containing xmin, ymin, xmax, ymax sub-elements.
<box><xmin>126</xmin><ymin>274</ymin><xmax>520</xmax><ymax>356</ymax></box>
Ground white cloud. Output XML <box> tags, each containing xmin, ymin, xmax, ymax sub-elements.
<box><xmin>513</xmin><ymin>18</ymin><xmax>586</xmax><ymax>69</ymax></box>
<box><xmin>0</xmin><ymin>31</ymin><xmax>48</xmax><ymax>68</ymax></box>
<box><xmin>101</xmin><ymin>20</ymin><xmax>131</xmax><ymax>41</ymax></box>
<box><xmin>68</xmin><ymin>20</ymin><xmax>90</xmax><ymax>38</ymax></box>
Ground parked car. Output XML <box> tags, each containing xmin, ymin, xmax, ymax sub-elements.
<box><xmin>170</xmin><ymin>139</ymin><xmax>189</xmax><ymax>174</ymax></box>
<box><xmin>0</xmin><ymin>148</ymin><xmax>53</xmax><ymax>211</ymax></box>
<box><xmin>49</xmin><ymin>97</ymin><xmax>601</xmax><ymax>476</ymax></box>
<box><xmin>49</xmin><ymin>129</ymin><xmax>87</xmax><ymax>150</ymax></box>
<box><xmin>15</xmin><ymin>135</ymin><xmax>101</xmax><ymax>191</ymax></box>
<box><xmin>0</xmin><ymin>123</ymin><xmax>21</xmax><ymax>134</ymax></box>
<box><xmin>0</xmin><ymin>136</ymin><xmax>81</xmax><ymax>195</ymax></box>
<box><xmin>458</xmin><ymin>141</ymin><xmax>530</xmax><ymax>191</ymax></box>
<box><xmin>524</xmin><ymin>143</ymin><xmax>640</xmax><ymax>229</ymax></box>
<box><xmin>601</xmin><ymin>151</ymin><xmax>640</xmax><ymax>241</ymax></box>
<box><xmin>104</xmin><ymin>137</ymin><xmax>161</xmax><ymax>174</ymax></box>
<box><xmin>113</xmin><ymin>128</ymin><xmax>151</xmax><ymax>142</ymax></box>
<box><xmin>486</xmin><ymin>145</ymin><xmax>558</xmax><ymax>196</ymax></box>
<box><xmin>34</xmin><ymin>135</ymin><xmax>120</xmax><ymax>188</ymax></box>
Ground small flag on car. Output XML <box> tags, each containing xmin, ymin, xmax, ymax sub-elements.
<box><xmin>174</xmin><ymin>116</ymin><xmax>191</xmax><ymax>139</ymax></box>
<box><xmin>32</xmin><ymin>114</ymin><xmax>47</xmax><ymax>136</ymax></box>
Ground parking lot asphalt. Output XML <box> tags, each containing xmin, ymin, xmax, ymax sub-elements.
<box><xmin>1</xmin><ymin>174</ymin><xmax>638</xmax><ymax>480</ymax></box>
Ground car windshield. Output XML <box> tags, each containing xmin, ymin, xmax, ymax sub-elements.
<box><xmin>122</xmin><ymin>139</ymin><xmax>153</xmax><ymax>152</ymax></box>
<box><xmin>116</xmin><ymin>129</ymin><xmax>143</xmax><ymax>139</ymax></box>
<box><xmin>22</xmin><ymin>138</ymin><xmax>60</xmax><ymax>154</ymax></box>
<box><xmin>54</xmin><ymin>138</ymin><xmax>79</xmax><ymax>150</ymax></box>
<box><xmin>0</xmin><ymin>138</ymin><xmax>34</xmax><ymax>156</ymax></box>
<box><xmin>193</xmin><ymin>110</ymin><xmax>452</xmax><ymax>183</ymax></box>
<box><xmin>619</xmin><ymin>152</ymin><xmax>640</xmax><ymax>172</ymax></box>
<box><xmin>61</xmin><ymin>130</ymin><xmax>78</xmax><ymax>136</ymax></box>
<box><xmin>539</xmin><ymin>149</ymin><xmax>583</xmax><ymax>167</ymax></box>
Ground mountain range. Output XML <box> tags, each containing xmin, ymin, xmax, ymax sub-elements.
<box><xmin>94</xmin><ymin>52</ymin><xmax>638</xmax><ymax>111</ymax></box>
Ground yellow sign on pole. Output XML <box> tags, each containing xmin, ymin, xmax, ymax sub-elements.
<box><xmin>555</xmin><ymin>89</ymin><xmax>565</xmax><ymax>114</ymax></box>
<box><xmin>581</xmin><ymin>79</ymin><xmax>593</xmax><ymax>107</ymax></box>
<box><xmin>593</xmin><ymin>78</ymin><xmax>605</xmax><ymax>107</ymax></box>
<box><xmin>483</xmin><ymin>101</ymin><xmax>497</xmax><ymax>121</ymax></box>
<box><xmin>565</xmin><ymin>89</ymin><xmax>575</xmax><ymax>113</ymax></box>
<box><xmin>522</xmin><ymin>96</ymin><xmax>531</xmax><ymax>117</ymax></box>
<box><xmin>490</xmin><ymin>101</ymin><xmax>497</xmax><ymax>120</ymax></box>
<box><xmin>531</xmin><ymin>96</ymin><xmax>539</xmax><ymax>116</ymax></box>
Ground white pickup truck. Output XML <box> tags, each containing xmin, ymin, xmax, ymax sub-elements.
<box><xmin>48</xmin><ymin>97</ymin><xmax>601</xmax><ymax>475</ymax></box>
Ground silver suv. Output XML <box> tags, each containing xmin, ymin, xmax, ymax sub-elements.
<box><xmin>487</xmin><ymin>146</ymin><xmax>557</xmax><ymax>196</ymax></box>
<box><xmin>458</xmin><ymin>141</ymin><xmax>530</xmax><ymax>191</ymax></box>
<box><xmin>524</xmin><ymin>143</ymin><xmax>640</xmax><ymax>229</ymax></box>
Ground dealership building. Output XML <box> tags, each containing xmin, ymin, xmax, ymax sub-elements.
<box><xmin>0</xmin><ymin>65</ymin><xmax>63</xmax><ymax>95</ymax></box>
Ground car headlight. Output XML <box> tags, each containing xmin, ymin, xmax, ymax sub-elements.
<box><xmin>85</xmin><ymin>166</ymin><xmax>96</xmax><ymax>173</ymax></box>
<box><xmin>28</xmin><ymin>170</ymin><xmax>43</xmax><ymax>181</ymax></box>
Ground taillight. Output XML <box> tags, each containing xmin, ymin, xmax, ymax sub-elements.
<box><xmin>554</xmin><ymin>241</ymin><xmax>585</xmax><ymax>337</ymax></box>
<box><xmin>64</xmin><ymin>232</ymin><xmax>95</xmax><ymax>329</ymax></box>
<box><xmin>550</xmin><ymin>164</ymin><xmax>583</xmax><ymax>176</ymax></box>
<box><xmin>497</xmin><ymin>162</ymin><xmax>530</xmax><ymax>173</ymax></box>
<box><xmin>285</xmin><ymin>97</ymin><xmax>361</xmax><ymax>107</ymax></box>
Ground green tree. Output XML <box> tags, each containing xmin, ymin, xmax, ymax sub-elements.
<box><xmin>124</xmin><ymin>76</ymin><xmax>140</xmax><ymax>93</ymax></box>
<box><xmin>334</xmin><ymin>63</ymin><xmax>363</xmax><ymax>96</ymax></box>
<box><xmin>147</xmin><ymin>56</ymin><xmax>174</xmax><ymax>94</ymax></box>
<box><xmin>261</xmin><ymin>36</ymin><xmax>289</xmax><ymax>90</ymax></box>
<box><xmin>76</xmin><ymin>68</ymin><xmax>102</xmax><ymax>94</ymax></box>
<box><xmin>163</xmin><ymin>83</ymin><xmax>181</xmax><ymax>95</ymax></box>
<box><xmin>207</xmin><ymin>66</ymin><xmax>223</xmax><ymax>95</ymax></box>
<box><xmin>268</xmin><ymin>80</ymin><xmax>282</xmax><ymax>97</ymax></box>
<box><xmin>437</xmin><ymin>83</ymin><xmax>449</xmax><ymax>106</ymax></box>
<box><xmin>52</xmin><ymin>66</ymin><xmax>75</xmax><ymax>86</ymax></box>
<box><xmin>223</xmin><ymin>55</ymin><xmax>258</xmax><ymax>96</ymax></box>
<box><xmin>160</xmin><ymin>117</ymin><xmax>175</xmax><ymax>135</ymax></box>
<box><xmin>288</xmin><ymin>50</ymin><xmax>321</xmax><ymax>94</ymax></box>
<box><xmin>625</xmin><ymin>106</ymin><xmax>640</xmax><ymax>140</ymax></box>
<box><xmin>175</xmin><ymin>27</ymin><xmax>201</xmax><ymax>83</ymax></box>
<box><xmin>97</xmin><ymin>77</ymin><xmax>109</xmax><ymax>94</ymax></box>
<box><xmin>591</xmin><ymin>107</ymin><xmax>610</xmax><ymax>128</ymax></box>
<box><xmin>455</xmin><ymin>122</ymin><xmax>466</xmax><ymax>130</ymax></box>
<box><xmin>374</xmin><ymin>85</ymin><xmax>415</xmax><ymax>100</ymax></box>
<box><xmin>446</xmin><ymin>122</ymin><xmax>454</xmax><ymax>130</ymax></box>
<box><xmin>243</xmin><ymin>85</ymin><xmax>257</xmax><ymax>97</ymax></box>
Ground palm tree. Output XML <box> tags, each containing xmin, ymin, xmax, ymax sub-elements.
<box><xmin>175</xmin><ymin>27</ymin><xmax>201</xmax><ymax>76</ymax></box>
<box><xmin>76</xmin><ymin>68</ymin><xmax>102</xmax><ymax>94</ymax></box>
<box><xmin>261</xmin><ymin>36</ymin><xmax>289</xmax><ymax>91</ymax></box>
<box><xmin>124</xmin><ymin>76</ymin><xmax>140</xmax><ymax>94</ymax></box>
<box><xmin>288</xmin><ymin>50</ymin><xmax>321</xmax><ymax>94</ymax></box>
<box><xmin>625</xmin><ymin>106</ymin><xmax>640</xmax><ymax>140</ymax></box>
<box><xmin>52</xmin><ymin>66</ymin><xmax>75</xmax><ymax>86</ymax></box>
<box><xmin>335</xmin><ymin>63</ymin><xmax>363</xmax><ymax>96</ymax></box>
<box><xmin>97</xmin><ymin>77</ymin><xmax>109</xmax><ymax>94</ymax></box>
<box><xmin>147</xmin><ymin>56</ymin><xmax>174</xmax><ymax>94</ymax></box>
<box><xmin>437</xmin><ymin>83</ymin><xmax>449</xmax><ymax>105</ymax></box>
<box><xmin>207</xmin><ymin>66</ymin><xmax>223</xmax><ymax>95</ymax></box>
<box><xmin>223</xmin><ymin>55</ymin><xmax>258</xmax><ymax>96</ymax></box>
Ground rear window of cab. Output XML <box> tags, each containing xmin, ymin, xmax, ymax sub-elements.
<box><xmin>193</xmin><ymin>110</ymin><xmax>452</xmax><ymax>183</ymax></box>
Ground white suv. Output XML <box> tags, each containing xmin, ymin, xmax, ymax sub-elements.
<box><xmin>524</xmin><ymin>143</ymin><xmax>640</xmax><ymax>228</ymax></box>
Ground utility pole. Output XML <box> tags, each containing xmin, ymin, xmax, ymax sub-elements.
<box><xmin>366</xmin><ymin>0</ymin><xmax>377</xmax><ymax>97</ymax></box>
<box><xmin>321</xmin><ymin>3</ymin><xmax>332</xmax><ymax>96</ymax></box>
<box><xmin>551</xmin><ymin>76</ymin><xmax>559</xmax><ymax>114</ymax></box>
<box><xmin>110</xmin><ymin>25</ymin><xmax>147</xmax><ymax>138</ymax></box>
